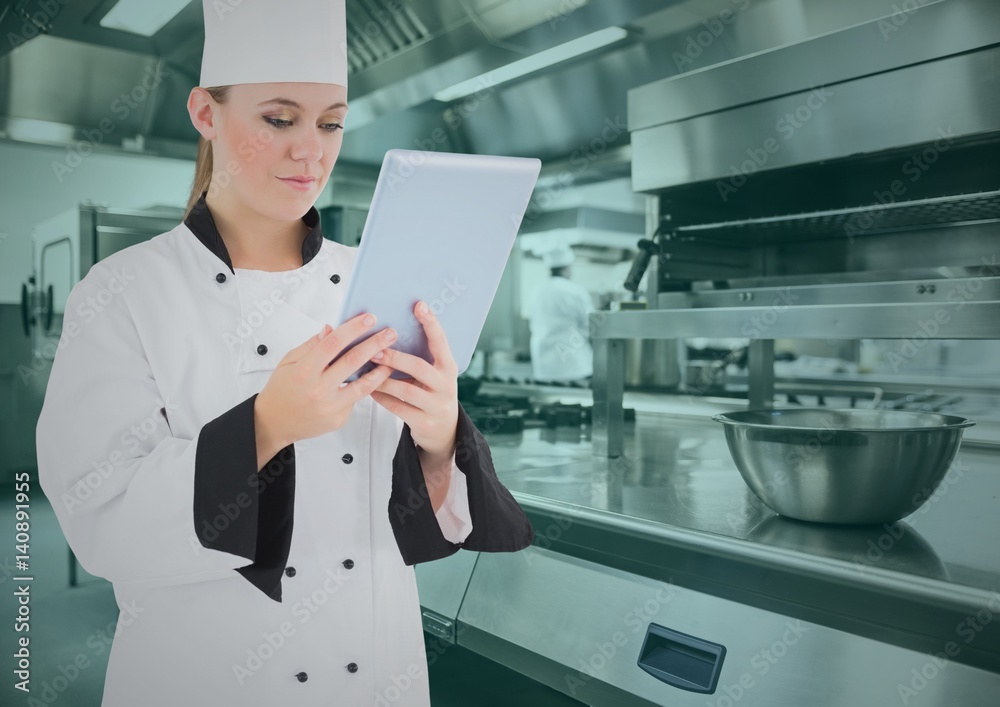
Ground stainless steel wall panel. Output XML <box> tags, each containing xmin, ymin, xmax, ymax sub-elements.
<box><xmin>631</xmin><ymin>47</ymin><xmax>1000</xmax><ymax>192</ymax></box>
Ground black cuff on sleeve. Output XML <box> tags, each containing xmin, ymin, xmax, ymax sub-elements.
<box><xmin>194</xmin><ymin>393</ymin><xmax>296</xmax><ymax>602</ymax></box>
<box><xmin>387</xmin><ymin>401</ymin><xmax>534</xmax><ymax>565</ymax></box>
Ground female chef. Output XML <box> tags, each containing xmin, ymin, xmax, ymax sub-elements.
<box><xmin>35</xmin><ymin>1</ymin><xmax>534</xmax><ymax>705</ymax></box>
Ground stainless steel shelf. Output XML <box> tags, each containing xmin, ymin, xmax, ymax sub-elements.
<box><xmin>591</xmin><ymin>288</ymin><xmax>1000</xmax><ymax>456</ymax></box>
<box><xmin>665</xmin><ymin>272</ymin><xmax>1000</xmax><ymax>309</ymax></box>
<box><xmin>591</xmin><ymin>301</ymin><xmax>1000</xmax><ymax>340</ymax></box>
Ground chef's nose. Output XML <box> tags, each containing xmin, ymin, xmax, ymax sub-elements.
<box><xmin>289</xmin><ymin>132</ymin><xmax>323</xmax><ymax>163</ymax></box>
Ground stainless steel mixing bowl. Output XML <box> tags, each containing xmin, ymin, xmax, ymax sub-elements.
<box><xmin>712</xmin><ymin>408</ymin><xmax>976</xmax><ymax>525</ymax></box>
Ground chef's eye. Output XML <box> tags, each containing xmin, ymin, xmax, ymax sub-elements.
<box><xmin>263</xmin><ymin>116</ymin><xmax>292</xmax><ymax>128</ymax></box>
<box><xmin>263</xmin><ymin>116</ymin><xmax>343</xmax><ymax>133</ymax></box>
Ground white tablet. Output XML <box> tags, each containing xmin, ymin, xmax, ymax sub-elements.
<box><xmin>330</xmin><ymin>149</ymin><xmax>541</xmax><ymax>381</ymax></box>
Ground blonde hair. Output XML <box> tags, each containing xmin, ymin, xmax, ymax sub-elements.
<box><xmin>184</xmin><ymin>85</ymin><xmax>232</xmax><ymax>220</ymax></box>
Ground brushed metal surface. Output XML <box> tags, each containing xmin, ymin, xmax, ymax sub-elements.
<box><xmin>590</xmin><ymin>301</ymin><xmax>1000</xmax><ymax>340</ymax></box>
<box><xmin>631</xmin><ymin>46</ymin><xmax>1000</xmax><ymax>192</ymax></box>
<box><xmin>478</xmin><ymin>411</ymin><xmax>1000</xmax><ymax>670</ymax></box>
<box><xmin>627</xmin><ymin>0</ymin><xmax>999</xmax><ymax>131</ymax></box>
<box><xmin>658</xmin><ymin>273</ymin><xmax>1000</xmax><ymax>309</ymax></box>
<box><xmin>414</xmin><ymin>548</ymin><xmax>479</xmax><ymax>643</ymax></box>
<box><xmin>458</xmin><ymin>547</ymin><xmax>1000</xmax><ymax>706</ymax></box>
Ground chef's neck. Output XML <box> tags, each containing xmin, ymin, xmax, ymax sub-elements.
<box><xmin>206</xmin><ymin>192</ymin><xmax>308</xmax><ymax>272</ymax></box>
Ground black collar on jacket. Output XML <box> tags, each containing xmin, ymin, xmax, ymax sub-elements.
<box><xmin>183</xmin><ymin>190</ymin><xmax>325</xmax><ymax>274</ymax></box>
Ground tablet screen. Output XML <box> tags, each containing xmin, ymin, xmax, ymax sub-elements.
<box><xmin>329</xmin><ymin>149</ymin><xmax>541</xmax><ymax>382</ymax></box>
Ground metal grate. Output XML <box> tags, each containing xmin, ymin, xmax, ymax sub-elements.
<box><xmin>345</xmin><ymin>0</ymin><xmax>431</xmax><ymax>74</ymax></box>
<box><xmin>676</xmin><ymin>189</ymin><xmax>1000</xmax><ymax>242</ymax></box>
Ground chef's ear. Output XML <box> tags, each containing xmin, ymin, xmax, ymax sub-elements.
<box><xmin>187</xmin><ymin>86</ymin><xmax>220</xmax><ymax>141</ymax></box>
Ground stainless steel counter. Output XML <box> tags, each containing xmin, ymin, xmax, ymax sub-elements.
<box><xmin>479</xmin><ymin>396</ymin><xmax>1000</xmax><ymax>673</ymax></box>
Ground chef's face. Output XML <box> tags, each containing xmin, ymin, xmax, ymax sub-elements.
<box><xmin>208</xmin><ymin>82</ymin><xmax>348</xmax><ymax>221</ymax></box>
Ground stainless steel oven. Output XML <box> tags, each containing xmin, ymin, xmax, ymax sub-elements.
<box><xmin>21</xmin><ymin>202</ymin><xmax>183</xmax><ymax>361</ymax></box>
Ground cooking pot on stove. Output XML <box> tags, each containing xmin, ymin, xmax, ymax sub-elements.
<box><xmin>624</xmin><ymin>338</ymin><xmax>680</xmax><ymax>389</ymax></box>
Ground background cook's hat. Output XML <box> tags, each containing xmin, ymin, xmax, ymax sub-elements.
<box><xmin>542</xmin><ymin>244</ymin><xmax>576</xmax><ymax>269</ymax></box>
<box><xmin>200</xmin><ymin>0</ymin><xmax>348</xmax><ymax>88</ymax></box>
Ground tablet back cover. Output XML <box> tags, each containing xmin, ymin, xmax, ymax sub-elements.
<box><xmin>333</xmin><ymin>149</ymin><xmax>540</xmax><ymax>380</ymax></box>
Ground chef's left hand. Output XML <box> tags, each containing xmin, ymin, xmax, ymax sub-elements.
<box><xmin>370</xmin><ymin>301</ymin><xmax>458</xmax><ymax>460</ymax></box>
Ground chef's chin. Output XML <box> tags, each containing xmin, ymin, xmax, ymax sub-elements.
<box><xmin>265</xmin><ymin>183</ymin><xmax>318</xmax><ymax>218</ymax></box>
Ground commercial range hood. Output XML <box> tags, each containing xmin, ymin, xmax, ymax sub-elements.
<box><xmin>0</xmin><ymin>0</ymin><xmax>670</xmax><ymax>173</ymax></box>
<box><xmin>2</xmin><ymin>0</ymin><xmax>952</xmax><ymax>179</ymax></box>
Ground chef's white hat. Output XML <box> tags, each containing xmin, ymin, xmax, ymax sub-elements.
<box><xmin>199</xmin><ymin>0</ymin><xmax>348</xmax><ymax>88</ymax></box>
<box><xmin>542</xmin><ymin>245</ymin><xmax>575</xmax><ymax>268</ymax></box>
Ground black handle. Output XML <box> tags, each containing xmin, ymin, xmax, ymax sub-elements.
<box><xmin>637</xmin><ymin>622</ymin><xmax>726</xmax><ymax>694</ymax></box>
<box><xmin>624</xmin><ymin>239</ymin><xmax>656</xmax><ymax>293</ymax></box>
<box><xmin>21</xmin><ymin>283</ymin><xmax>31</xmax><ymax>337</ymax></box>
<box><xmin>44</xmin><ymin>284</ymin><xmax>54</xmax><ymax>332</ymax></box>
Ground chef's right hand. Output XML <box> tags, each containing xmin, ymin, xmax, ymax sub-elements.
<box><xmin>253</xmin><ymin>313</ymin><xmax>396</xmax><ymax>464</ymax></box>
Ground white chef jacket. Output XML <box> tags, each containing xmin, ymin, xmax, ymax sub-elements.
<box><xmin>528</xmin><ymin>275</ymin><xmax>595</xmax><ymax>381</ymax></box>
<box><xmin>35</xmin><ymin>192</ymin><xmax>534</xmax><ymax>706</ymax></box>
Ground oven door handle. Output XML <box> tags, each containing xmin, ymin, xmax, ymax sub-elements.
<box><xmin>636</xmin><ymin>622</ymin><xmax>727</xmax><ymax>694</ymax></box>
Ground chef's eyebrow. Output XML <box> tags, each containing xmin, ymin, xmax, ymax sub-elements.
<box><xmin>257</xmin><ymin>98</ymin><xmax>347</xmax><ymax>112</ymax></box>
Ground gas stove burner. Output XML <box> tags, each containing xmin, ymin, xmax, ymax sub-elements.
<box><xmin>458</xmin><ymin>388</ymin><xmax>636</xmax><ymax>432</ymax></box>
<box><xmin>539</xmin><ymin>402</ymin><xmax>589</xmax><ymax>428</ymax></box>
<box><xmin>458</xmin><ymin>391</ymin><xmax>532</xmax><ymax>434</ymax></box>
<box><xmin>464</xmin><ymin>410</ymin><xmax>525</xmax><ymax>434</ymax></box>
